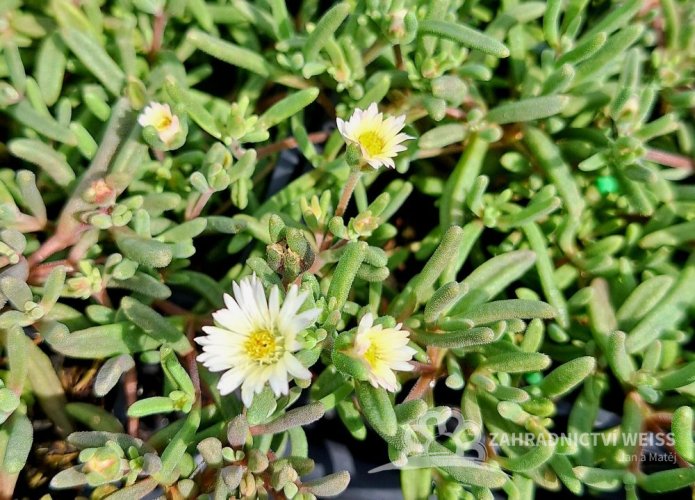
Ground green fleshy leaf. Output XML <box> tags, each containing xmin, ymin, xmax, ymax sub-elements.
<box><xmin>355</xmin><ymin>381</ymin><xmax>397</xmax><ymax>438</ymax></box>
<box><xmin>419</xmin><ymin>20</ymin><xmax>510</xmax><ymax>58</ymax></box>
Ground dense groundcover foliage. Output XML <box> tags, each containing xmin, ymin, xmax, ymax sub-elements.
<box><xmin>1</xmin><ymin>0</ymin><xmax>695</xmax><ymax>498</ymax></box>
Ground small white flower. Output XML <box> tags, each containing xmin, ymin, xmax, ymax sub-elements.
<box><xmin>336</xmin><ymin>103</ymin><xmax>413</xmax><ymax>169</ymax></box>
<box><xmin>138</xmin><ymin>102</ymin><xmax>181</xmax><ymax>145</ymax></box>
<box><xmin>349</xmin><ymin>313</ymin><xmax>416</xmax><ymax>392</ymax></box>
<box><xmin>196</xmin><ymin>275</ymin><xmax>320</xmax><ymax>407</ymax></box>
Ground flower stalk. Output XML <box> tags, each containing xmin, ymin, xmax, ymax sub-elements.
<box><xmin>335</xmin><ymin>168</ymin><xmax>362</xmax><ymax>217</ymax></box>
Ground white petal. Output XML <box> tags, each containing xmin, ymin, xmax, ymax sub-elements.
<box><xmin>198</xmin><ymin>327</ymin><xmax>226</xmax><ymax>342</ymax></box>
<box><xmin>352</xmin><ymin>334</ymin><xmax>370</xmax><ymax>356</ymax></box>
<box><xmin>212</xmin><ymin>309</ymin><xmax>249</xmax><ymax>334</ymax></box>
<box><xmin>223</xmin><ymin>292</ymin><xmax>254</xmax><ymax>330</ymax></box>
<box><xmin>250</xmin><ymin>275</ymin><xmax>270</xmax><ymax>325</ymax></box>
<box><xmin>234</xmin><ymin>277</ymin><xmax>263</xmax><ymax>328</ymax></box>
<box><xmin>158</xmin><ymin>116</ymin><xmax>180</xmax><ymax>144</ymax></box>
<box><xmin>386</xmin><ymin>144</ymin><xmax>408</xmax><ymax>154</ymax></box>
<box><xmin>283</xmin><ymin>353</ymin><xmax>312</xmax><ymax>380</ymax></box>
<box><xmin>381</xmin><ymin>115</ymin><xmax>403</xmax><ymax>138</ymax></box>
<box><xmin>393</xmin><ymin>132</ymin><xmax>414</xmax><ymax>143</ymax></box>
<box><xmin>374</xmin><ymin>367</ymin><xmax>399</xmax><ymax>391</ymax></box>
<box><xmin>268</xmin><ymin>285</ymin><xmax>280</xmax><ymax>321</ymax></box>
<box><xmin>241</xmin><ymin>382</ymin><xmax>255</xmax><ymax>407</ymax></box>
<box><xmin>279</xmin><ymin>285</ymin><xmax>307</xmax><ymax>321</ymax></box>
<box><xmin>223</xmin><ymin>292</ymin><xmax>238</xmax><ymax>310</ymax></box>
<box><xmin>365</xmin><ymin>103</ymin><xmax>379</xmax><ymax>118</ymax></box>
<box><xmin>336</xmin><ymin>117</ymin><xmax>348</xmax><ymax>138</ymax></box>
<box><xmin>391</xmin><ymin>361</ymin><xmax>415</xmax><ymax>371</ymax></box>
<box><xmin>358</xmin><ymin>313</ymin><xmax>374</xmax><ymax>334</ymax></box>
<box><xmin>287</xmin><ymin>308</ymin><xmax>321</xmax><ymax>334</ymax></box>
<box><xmin>392</xmin><ymin>114</ymin><xmax>406</xmax><ymax>130</ymax></box>
<box><xmin>137</xmin><ymin>108</ymin><xmax>152</xmax><ymax>127</ymax></box>
<box><xmin>268</xmin><ymin>363</ymin><xmax>289</xmax><ymax>396</ymax></box>
<box><xmin>252</xmin><ymin>369</ymin><xmax>270</xmax><ymax>392</ymax></box>
<box><xmin>197</xmin><ymin>351</ymin><xmax>221</xmax><ymax>367</ymax></box>
<box><xmin>218</xmin><ymin>368</ymin><xmax>246</xmax><ymax>395</ymax></box>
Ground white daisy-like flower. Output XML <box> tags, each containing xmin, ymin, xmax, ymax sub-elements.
<box><xmin>196</xmin><ymin>275</ymin><xmax>320</xmax><ymax>407</ymax></box>
<box><xmin>336</xmin><ymin>103</ymin><xmax>413</xmax><ymax>169</ymax></box>
<box><xmin>349</xmin><ymin>313</ymin><xmax>416</xmax><ymax>392</ymax></box>
<box><xmin>137</xmin><ymin>102</ymin><xmax>181</xmax><ymax>145</ymax></box>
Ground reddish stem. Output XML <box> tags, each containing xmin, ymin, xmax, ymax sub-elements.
<box><xmin>153</xmin><ymin>299</ymin><xmax>191</xmax><ymax>317</ymax></box>
<box><xmin>305</xmin><ymin>254</ymin><xmax>325</xmax><ymax>276</ymax></box>
<box><xmin>27</xmin><ymin>260</ymin><xmax>75</xmax><ymax>284</ymax></box>
<box><xmin>445</xmin><ymin>108</ymin><xmax>466</xmax><ymax>120</ymax></box>
<box><xmin>416</xmin><ymin>144</ymin><xmax>465</xmax><ymax>160</ymax></box>
<box><xmin>124</xmin><ymin>367</ymin><xmax>139</xmax><ymax>437</ymax></box>
<box><xmin>68</xmin><ymin>229</ymin><xmax>99</xmax><ymax>263</ymax></box>
<box><xmin>410</xmin><ymin>361</ymin><xmax>437</xmax><ymax>374</ymax></box>
<box><xmin>27</xmin><ymin>233</ymin><xmax>76</xmax><ymax>268</ymax></box>
<box><xmin>335</xmin><ymin>170</ymin><xmax>361</xmax><ymax>217</ymax></box>
<box><xmin>393</xmin><ymin>45</ymin><xmax>405</xmax><ymax>70</ymax></box>
<box><xmin>316</xmin><ymin>91</ymin><xmax>336</xmax><ymax>120</ymax></box>
<box><xmin>186</xmin><ymin>191</ymin><xmax>213</xmax><ymax>220</ymax></box>
<box><xmin>185</xmin><ymin>321</ymin><xmax>202</xmax><ymax>399</ymax></box>
<box><xmin>645</xmin><ymin>417</ymin><xmax>691</xmax><ymax>468</ymax></box>
<box><xmin>93</xmin><ymin>287</ymin><xmax>112</xmax><ymax>308</ymax></box>
<box><xmin>11</xmin><ymin>213</ymin><xmax>45</xmax><ymax>233</ymax></box>
<box><xmin>404</xmin><ymin>374</ymin><xmax>435</xmax><ymax>402</ymax></box>
<box><xmin>645</xmin><ymin>148</ymin><xmax>695</xmax><ymax>171</ymax></box>
<box><xmin>256</xmin><ymin>130</ymin><xmax>331</xmax><ymax>159</ymax></box>
<box><xmin>149</xmin><ymin>10</ymin><xmax>168</xmax><ymax>60</ymax></box>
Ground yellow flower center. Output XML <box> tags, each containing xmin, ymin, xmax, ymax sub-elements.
<box><xmin>244</xmin><ymin>329</ymin><xmax>279</xmax><ymax>364</ymax></box>
<box><xmin>155</xmin><ymin>114</ymin><xmax>172</xmax><ymax>131</ymax></box>
<box><xmin>362</xmin><ymin>340</ymin><xmax>381</xmax><ymax>368</ymax></box>
<box><xmin>358</xmin><ymin>130</ymin><xmax>385</xmax><ymax>156</ymax></box>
